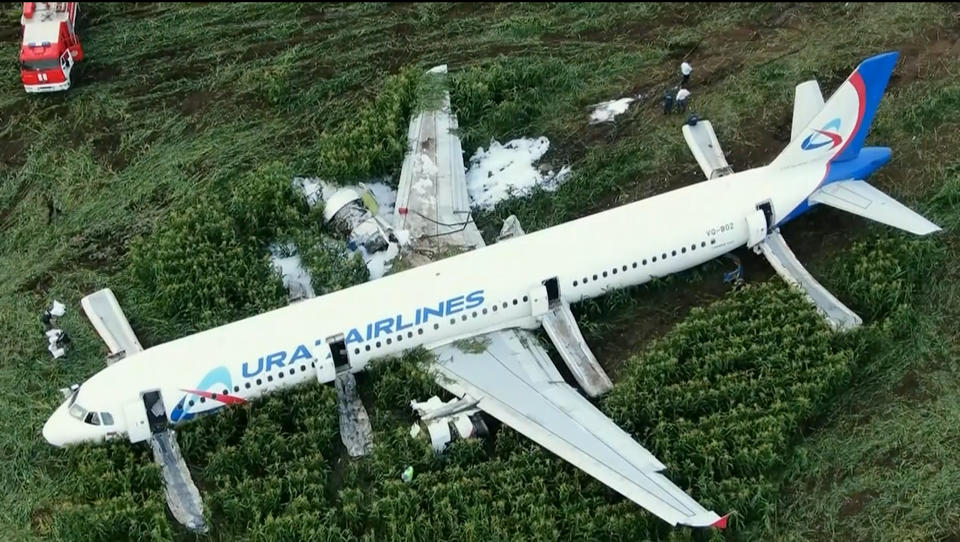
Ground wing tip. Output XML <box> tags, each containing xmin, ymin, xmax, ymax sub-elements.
<box><xmin>711</xmin><ymin>513</ymin><xmax>732</xmax><ymax>529</ymax></box>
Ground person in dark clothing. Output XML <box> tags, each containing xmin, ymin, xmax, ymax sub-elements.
<box><xmin>663</xmin><ymin>89</ymin><xmax>674</xmax><ymax>114</ymax></box>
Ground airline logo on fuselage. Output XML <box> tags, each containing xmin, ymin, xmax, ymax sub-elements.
<box><xmin>241</xmin><ymin>289</ymin><xmax>485</xmax><ymax>378</ymax></box>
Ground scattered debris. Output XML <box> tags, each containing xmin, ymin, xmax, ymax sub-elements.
<box><xmin>41</xmin><ymin>300</ymin><xmax>69</xmax><ymax>359</ymax></box>
<box><xmin>46</xmin><ymin>328</ymin><xmax>70</xmax><ymax>359</ymax></box>
<box><xmin>497</xmin><ymin>214</ymin><xmax>526</xmax><ymax>242</ymax></box>
<box><xmin>722</xmin><ymin>253</ymin><xmax>744</xmax><ymax>286</ymax></box>
<box><xmin>41</xmin><ymin>299</ymin><xmax>66</xmax><ymax>330</ymax></box>
<box><xmin>465</xmin><ymin>137</ymin><xmax>572</xmax><ymax>211</ymax></box>
<box><xmin>452</xmin><ymin>336</ymin><xmax>491</xmax><ymax>354</ymax></box>
<box><xmin>293</xmin><ymin>177</ymin><xmax>408</xmax><ymax>279</ymax></box>
<box><xmin>401</xmin><ymin>465</ymin><xmax>415</xmax><ymax>483</ymax></box>
<box><xmin>589</xmin><ymin>97</ymin><xmax>637</xmax><ymax>125</ymax></box>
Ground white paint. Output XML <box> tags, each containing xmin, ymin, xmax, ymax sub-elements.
<box><xmin>465</xmin><ymin>137</ymin><xmax>572</xmax><ymax>210</ymax></box>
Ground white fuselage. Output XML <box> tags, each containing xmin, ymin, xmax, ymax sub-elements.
<box><xmin>43</xmin><ymin>161</ymin><xmax>826</xmax><ymax>446</ymax></box>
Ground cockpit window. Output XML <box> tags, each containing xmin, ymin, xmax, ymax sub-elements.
<box><xmin>100</xmin><ymin>412</ymin><xmax>114</xmax><ymax>426</ymax></box>
<box><xmin>83</xmin><ymin>412</ymin><xmax>101</xmax><ymax>426</ymax></box>
<box><xmin>68</xmin><ymin>403</ymin><xmax>86</xmax><ymax>420</ymax></box>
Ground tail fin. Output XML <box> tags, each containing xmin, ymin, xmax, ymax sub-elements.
<box><xmin>771</xmin><ymin>51</ymin><xmax>900</xmax><ymax>169</ymax></box>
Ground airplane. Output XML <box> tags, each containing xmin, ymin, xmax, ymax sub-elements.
<box><xmin>42</xmin><ymin>51</ymin><xmax>940</xmax><ymax>531</ymax></box>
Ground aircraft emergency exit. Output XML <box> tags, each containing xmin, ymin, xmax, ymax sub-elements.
<box><xmin>43</xmin><ymin>51</ymin><xmax>939</xmax><ymax>530</ymax></box>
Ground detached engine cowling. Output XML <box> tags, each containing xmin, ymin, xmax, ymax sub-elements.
<box><xmin>322</xmin><ymin>187</ymin><xmax>391</xmax><ymax>253</ymax></box>
<box><xmin>409</xmin><ymin>396</ymin><xmax>489</xmax><ymax>452</ymax></box>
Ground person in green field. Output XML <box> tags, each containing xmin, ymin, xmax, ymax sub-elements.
<box><xmin>675</xmin><ymin>88</ymin><xmax>691</xmax><ymax>114</ymax></box>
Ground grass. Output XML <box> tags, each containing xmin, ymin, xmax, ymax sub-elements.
<box><xmin>0</xmin><ymin>2</ymin><xmax>957</xmax><ymax>541</ymax></box>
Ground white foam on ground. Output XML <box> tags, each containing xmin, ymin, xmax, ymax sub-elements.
<box><xmin>465</xmin><ymin>137</ymin><xmax>572</xmax><ymax>211</ymax></box>
<box><xmin>269</xmin><ymin>244</ymin><xmax>316</xmax><ymax>300</ymax></box>
<box><xmin>589</xmin><ymin>97</ymin><xmax>636</xmax><ymax>124</ymax></box>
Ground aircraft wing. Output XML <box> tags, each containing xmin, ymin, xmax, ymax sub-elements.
<box><xmin>427</xmin><ymin>330</ymin><xmax>727</xmax><ymax>529</ymax></box>
<box><xmin>393</xmin><ymin>65</ymin><xmax>485</xmax><ymax>265</ymax></box>
<box><xmin>390</xmin><ymin>66</ymin><xmax>724</xmax><ymax>527</ymax></box>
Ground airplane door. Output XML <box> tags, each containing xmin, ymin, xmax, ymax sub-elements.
<box><xmin>122</xmin><ymin>400</ymin><xmax>151</xmax><ymax>443</ymax></box>
<box><xmin>142</xmin><ymin>390</ymin><xmax>169</xmax><ymax>434</ymax></box>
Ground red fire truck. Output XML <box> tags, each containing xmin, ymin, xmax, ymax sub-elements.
<box><xmin>20</xmin><ymin>2</ymin><xmax>83</xmax><ymax>93</ymax></box>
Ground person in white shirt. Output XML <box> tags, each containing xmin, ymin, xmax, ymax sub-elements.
<box><xmin>680</xmin><ymin>61</ymin><xmax>693</xmax><ymax>86</ymax></box>
<box><xmin>675</xmin><ymin>88</ymin><xmax>691</xmax><ymax>114</ymax></box>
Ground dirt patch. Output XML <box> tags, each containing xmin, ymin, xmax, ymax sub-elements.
<box><xmin>19</xmin><ymin>271</ymin><xmax>54</xmax><ymax>295</ymax></box>
<box><xmin>892</xmin><ymin>370</ymin><xmax>933</xmax><ymax>404</ymax></box>
<box><xmin>78</xmin><ymin>61</ymin><xmax>122</xmax><ymax>85</ymax></box>
<box><xmin>180</xmin><ymin>89</ymin><xmax>219</xmax><ymax>116</ymax></box>
<box><xmin>0</xmin><ymin>133</ymin><xmax>26</xmax><ymax>169</ymax></box>
<box><xmin>892</xmin><ymin>27</ymin><xmax>960</xmax><ymax>88</ymax></box>
<box><xmin>92</xmin><ymin>132</ymin><xmax>127</xmax><ymax>171</ymax></box>
<box><xmin>0</xmin><ymin>178</ymin><xmax>32</xmax><ymax>233</ymax></box>
<box><xmin>593</xmin><ymin>278</ymin><xmax>731</xmax><ymax>379</ymax></box>
<box><xmin>838</xmin><ymin>489</ymin><xmax>878</xmax><ymax>518</ymax></box>
<box><xmin>445</xmin><ymin>2</ymin><xmax>494</xmax><ymax>20</ymax></box>
<box><xmin>876</xmin><ymin>446</ymin><xmax>900</xmax><ymax>470</ymax></box>
<box><xmin>30</xmin><ymin>505</ymin><xmax>54</xmax><ymax>537</ymax></box>
<box><xmin>67</xmin><ymin>226</ymin><xmax>138</xmax><ymax>274</ymax></box>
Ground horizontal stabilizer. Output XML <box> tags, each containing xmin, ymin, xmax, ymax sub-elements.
<box><xmin>809</xmin><ymin>180</ymin><xmax>942</xmax><ymax>235</ymax></box>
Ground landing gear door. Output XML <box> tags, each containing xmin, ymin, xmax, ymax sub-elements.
<box><xmin>122</xmin><ymin>400</ymin><xmax>151</xmax><ymax>443</ymax></box>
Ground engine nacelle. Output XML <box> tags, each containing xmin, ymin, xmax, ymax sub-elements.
<box><xmin>323</xmin><ymin>187</ymin><xmax>390</xmax><ymax>253</ymax></box>
<box><xmin>409</xmin><ymin>396</ymin><xmax>489</xmax><ymax>452</ymax></box>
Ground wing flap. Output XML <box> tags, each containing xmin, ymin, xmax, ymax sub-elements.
<box><xmin>428</xmin><ymin>329</ymin><xmax>724</xmax><ymax>528</ymax></box>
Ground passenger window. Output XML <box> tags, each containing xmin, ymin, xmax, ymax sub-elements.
<box><xmin>101</xmin><ymin>412</ymin><xmax>114</xmax><ymax>426</ymax></box>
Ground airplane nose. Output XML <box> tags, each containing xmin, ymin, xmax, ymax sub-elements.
<box><xmin>42</xmin><ymin>412</ymin><xmax>68</xmax><ymax>447</ymax></box>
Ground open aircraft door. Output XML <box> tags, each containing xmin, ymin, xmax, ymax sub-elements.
<box><xmin>123</xmin><ymin>400</ymin><xmax>151</xmax><ymax>443</ymax></box>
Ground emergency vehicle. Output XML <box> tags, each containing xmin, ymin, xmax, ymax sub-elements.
<box><xmin>20</xmin><ymin>2</ymin><xmax>83</xmax><ymax>93</ymax></box>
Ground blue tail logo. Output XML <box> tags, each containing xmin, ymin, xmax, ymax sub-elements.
<box><xmin>801</xmin><ymin>118</ymin><xmax>842</xmax><ymax>151</ymax></box>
